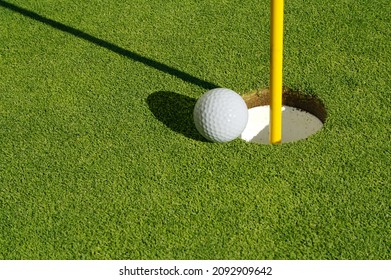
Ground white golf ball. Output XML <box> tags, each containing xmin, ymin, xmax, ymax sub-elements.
<box><xmin>193</xmin><ymin>88</ymin><xmax>248</xmax><ymax>143</ymax></box>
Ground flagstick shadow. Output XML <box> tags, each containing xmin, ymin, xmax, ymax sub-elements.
<box><xmin>0</xmin><ymin>0</ymin><xmax>219</xmax><ymax>90</ymax></box>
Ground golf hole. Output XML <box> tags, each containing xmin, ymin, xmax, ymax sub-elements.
<box><xmin>240</xmin><ymin>88</ymin><xmax>327</xmax><ymax>144</ymax></box>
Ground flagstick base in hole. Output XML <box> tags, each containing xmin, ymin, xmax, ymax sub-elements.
<box><xmin>240</xmin><ymin>89</ymin><xmax>327</xmax><ymax>144</ymax></box>
<box><xmin>269</xmin><ymin>0</ymin><xmax>284</xmax><ymax>144</ymax></box>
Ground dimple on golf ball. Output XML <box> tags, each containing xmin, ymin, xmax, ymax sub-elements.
<box><xmin>193</xmin><ymin>88</ymin><xmax>248</xmax><ymax>143</ymax></box>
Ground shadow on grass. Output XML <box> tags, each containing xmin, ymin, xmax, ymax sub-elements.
<box><xmin>147</xmin><ymin>91</ymin><xmax>207</xmax><ymax>142</ymax></box>
<box><xmin>0</xmin><ymin>0</ymin><xmax>219</xmax><ymax>90</ymax></box>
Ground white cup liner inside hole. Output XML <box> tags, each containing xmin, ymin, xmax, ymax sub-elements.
<box><xmin>240</xmin><ymin>105</ymin><xmax>323</xmax><ymax>144</ymax></box>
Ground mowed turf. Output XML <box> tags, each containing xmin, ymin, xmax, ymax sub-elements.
<box><xmin>0</xmin><ymin>0</ymin><xmax>389</xmax><ymax>259</ymax></box>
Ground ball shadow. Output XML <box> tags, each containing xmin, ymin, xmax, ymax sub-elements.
<box><xmin>146</xmin><ymin>91</ymin><xmax>207</xmax><ymax>142</ymax></box>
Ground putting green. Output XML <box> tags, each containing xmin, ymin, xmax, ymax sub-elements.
<box><xmin>0</xmin><ymin>0</ymin><xmax>389</xmax><ymax>260</ymax></box>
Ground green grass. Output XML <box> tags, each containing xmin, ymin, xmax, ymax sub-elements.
<box><xmin>0</xmin><ymin>0</ymin><xmax>390</xmax><ymax>259</ymax></box>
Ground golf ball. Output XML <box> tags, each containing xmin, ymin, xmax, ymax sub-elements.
<box><xmin>193</xmin><ymin>88</ymin><xmax>248</xmax><ymax>143</ymax></box>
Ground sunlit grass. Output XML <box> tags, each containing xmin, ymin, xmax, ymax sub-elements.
<box><xmin>0</xmin><ymin>0</ymin><xmax>389</xmax><ymax>259</ymax></box>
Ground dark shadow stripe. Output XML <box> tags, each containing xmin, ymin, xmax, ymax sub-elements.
<box><xmin>0</xmin><ymin>0</ymin><xmax>219</xmax><ymax>90</ymax></box>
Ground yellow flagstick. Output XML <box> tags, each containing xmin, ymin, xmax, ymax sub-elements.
<box><xmin>270</xmin><ymin>0</ymin><xmax>284</xmax><ymax>144</ymax></box>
